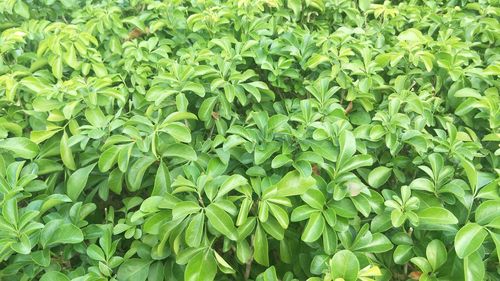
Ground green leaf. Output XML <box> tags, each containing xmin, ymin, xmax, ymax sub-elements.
<box><xmin>0</xmin><ymin>137</ymin><xmax>39</xmax><ymax>159</ymax></box>
<box><xmin>40</xmin><ymin>220</ymin><xmax>84</xmax><ymax>247</ymax></box>
<box><xmin>275</xmin><ymin>170</ymin><xmax>316</xmax><ymax>197</ymax></box>
<box><xmin>287</xmin><ymin>0</ymin><xmax>302</xmax><ymax>17</ymax></box>
<box><xmin>331</xmin><ymin>199</ymin><xmax>358</xmax><ymax>218</ymax></box>
<box><xmin>417</xmin><ymin>207</ymin><xmax>458</xmax><ymax>225</ymax></box>
<box><xmin>21</xmin><ymin>77</ymin><xmax>50</xmax><ymax>93</ymax></box>
<box><xmin>454</xmin><ymin>223</ymin><xmax>488</xmax><ymax>258</ymax></box>
<box><xmin>487</xmin><ymin>217</ymin><xmax>500</xmax><ymax>229</ymax></box>
<box><xmin>322</xmin><ymin>227</ymin><xmax>337</xmax><ymax>255</ymax></box>
<box><xmin>86</xmin><ymin>244</ymin><xmax>105</xmax><ymax>261</ymax></box>
<box><xmin>85</xmin><ymin>108</ymin><xmax>108</xmax><ymax>128</ymax></box>
<box><xmin>359</xmin><ymin>0</ymin><xmax>371</xmax><ymax>11</ymax></box>
<box><xmin>108</xmin><ymin>168</ymin><xmax>123</xmax><ymax>194</ymax></box>
<box><xmin>254</xmin><ymin>224</ymin><xmax>269</xmax><ymax>266</ymax></box>
<box><xmin>301</xmin><ymin>212</ymin><xmax>324</xmax><ymax>242</ymax></box>
<box><xmin>185</xmin><ymin>213</ymin><xmax>204</xmax><ymax>248</ymax></box>
<box><xmin>329</xmin><ymin>250</ymin><xmax>359</xmax><ymax>281</ymax></box>
<box><xmin>367</xmin><ymin>166</ymin><xmax>392</xmax><ymax>188</ymax></box>
<box><xmin>464</xmin><ymin>252</ymin><xmax>485</xmax><ymax>281</ymax></box>
<box><xmin>398</xmin><ymin>28</ymin><xmax>424</xmax><ymax>43</ymax></box>
<box><xmin>454</xmin><ymin>88</ymin><xmax>482</xmax><ymax>99</ymax></box>
<box><xmin>455</xmin><ymin>99</ymin><xmax>477</xmax><ymax>116</ymax></box>
<box><xmin>257</xmin><ymin>266</ymin><xmax>279</xmax><ymax>281</ymax></box>
<box><xmin>217</xmin><ymin>174</ymin><xmax>248</xmax><ymax>199</ymax></box>
<box><xmin>164</xmin><ymin>111</ymin><xmax>198</xmax><ymax>123</ymax></box>
<box><xmin>40</xmin><ymin>272</ymin><xmax>70</xmax><ymax>281</ymax></box>
<box><xmin>338</xmin><ymin>155</ymin><xmax>373</xmax><ymax>174</ymax></box>
<box><xmin>410</xmin><ymin>257</ymin><xmax>432</xmax><ymax>273</ymax></box>
<box><xmin>60</xmin><ymin>131</ymin><xmax>76</xmax><ymax>170</ymax></box>
<box><xmin>268</xmin><ymin>203</ymin><xmax>289</xmax><ymax>229</ymax></box>
<box><xmin>355</xmin><ymin>233</ymin><xmax>393</xmax><ymax>253</ymax></box>
<box><xmin>304</xmin><ymin>54</ymin><xmax>329</xmax><ymax>69</ymax></box>
<box><xmin>490</xmin><ymin>231</ymin><xmax>500</xmax><ymax>262</ymax></box>
<box><xmin>117</xmin><ymin>259</ymin><xmax>152</xmax><ymax>281</ymax></box>
<box><xmin>51</xmin><ymin>55</ymin><xmax>63</xmax><ymax>79</ymax></box>
<box><xmin>198</xmin><ymin>97</ymin><xmax>218</xmax><ymax>122</ymax></box>
<box><xmin>163</xmin><ymin>123</ymin><xmax>192</xmax><ymax>143</ymax></box>
<box><xmin>67</xmin><ymin>163</ymin><xmax>96</xmax><ymax>201</ymax></box>
<box><xmin>261</xmin><ymin>217</ymin><xmax>284</xmax><ymax>240</ymax></box>
<box><xmin>152</xmin><ymin>161</ymin><xmax>171</xmax><ymax>196</ymax></box>
<box><xmin>214</xmin><ymin>251</ymin><xmax>235</xmax><ymax>274</ymax></box>
<box><xmin>162</xmin><ymin>143</ymin><xmax>197</xmax><ymax>161</ymax></box>
<box><xmin>118</xmin><ymin>144</ymin><xmax>132</xmax><ymax>172</ymax></box>
<box><xmin>459</xmin><ymin>157</ymin><xmax>477</xmax><ymax>192</ymax></box>
<box><xmin>337</xmin><ymin>130</ymin><xmax>356</xmax><ymax>167</ymax></box>
<box><xmin>254</xmin><ymin>142</ymin><xmax>280</xmax><ymax>165</ymax></box>
<box><xmin>475</xmin><ymin>200</ymin><xmax>500</xmax><ymax>225</ymax></box>
<box><xmin>271</xmin><ymin>154</ymin><xmax>293</xmax><ymax>169</ymax></box>
<box><xmin>126</xmin><ymin>157</ymin><xmax>155</xmax><ymax>192</ymax></box>
<box><xmin>14</xmin><ymin>0</ymin><xmax>30</xmax><ymax>18</ymax></box>
<box><xmin>393</xmin><ymin>245</ymin><xmax>414</xmax><ymax>265</ymax></box>
<box><xmin>426</xmin><ymin>239</ymin><xmax>447</xmax><ymax>271</ymax></box>
<box><xmin>30</xmin><ymin>129</ymin><xmax>59</xmax><ymax>144</ymax></box>
<box><xmin>301</xmin><ymin>188</ymin><xmax>325</xmax><ymax>210</ymax></box>
<box><xmin>205</xmin><ymin>203</ymin><xmax>237</xmax><ymax>240</ymax></box>
<box><xmin>98</xmin><ymin>145</ymin><xmax>120</xmax><ymax>172</ymax></box>
<box><xmin>3</xmin><ymin>198</ymin><xmax>18</xmax><ymax>225</ymax></box>
<box><xmin>172</xmin><ymin>201</ymin><xmax>201</xmax><ymax>219</ymax></box>
<box><xmin>183</xmin><ymin>82</ymin><xmax>205</xmax><ymax>97</ymax></box>
<box><xmin>40</xmin><ymin>194</ymin><xmax>72</xmax><ymax>214</ymax></box>
<box><xmin>31</xmin><ymin>251</ymin><xmax>50</xmax><ymax>267</ymax></box>
<box><xmin>185</xmin><ymin>251</ymin><xmax>217</xmax><ymax>281</ymax></box>
<box><xmin>409</xmin><ymin>178</ymin><xmax>434</xmax><ymax>193</ymax></box>
<box><xmin>11</xmin><ymin>233</ymin><xmax>31</xmax><ymax>254</ymax></box>
<box><xmin>236</xmin><ymin>240</ymin><xmax>251</xmax><ymax>263</ymax></box>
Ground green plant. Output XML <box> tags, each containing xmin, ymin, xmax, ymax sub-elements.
<box><xmin>0</xmin><ymin>0</ymin><xmax>499</xmax><ymax>280</ymax></box>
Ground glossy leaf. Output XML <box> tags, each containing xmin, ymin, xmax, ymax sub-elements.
<box><xmin>454</xmin><ymin>223</ymin><xmax>488</xmax><ymax>259</ymax></box>
<box><xmin>329</xmin><ymin>250</ymin><xmax>359</xmax><ymax>281</ymax></box>
<box><xmin>67</xmin><ymin>163</ymin><xmax>96</xmax><ymax>201</ymax></box>
<box><xmin>117</xmin><ymin>259</ymin><xmax>152</xmax><ymax>281</ymax></box>
<box><xmin>417</xmin><ymin>207</ymin><xmax>458</xmax><ymax>225</ymax></box>
<box><xmin>205</xmin><ymin>204</ymin><xmax>237</xmax><ymax>240</ymax></box>
<box><xmin>0</xmin><ymin>137</ymin><xmax>39</xmax><ymax>159</ymax></box>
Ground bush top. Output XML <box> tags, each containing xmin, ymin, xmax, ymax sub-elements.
<box><xmin>0</xmin><ymin>0</ymin><xmax>499</xmax><ymax>281</ymax></box>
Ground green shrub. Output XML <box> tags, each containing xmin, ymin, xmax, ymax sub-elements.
<box><xmin>0</xmin><ymin>0</ymin><xmax>499</xmax><ymax>280</ymax></box>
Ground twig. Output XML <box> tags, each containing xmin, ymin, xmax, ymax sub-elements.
<box><xmin>244</xmin><ymin>235</ymin><xmax>254</xmax><ymax>280</ymax></box>
<box><xmin>244</xmin><ymin>259</ymin><xmax>252</xmax><ymax>280</ymax></box>
<box><xmin>345</xmin><ymin>101</ymin><xmax>353</xmax><ymax>114</ymax></box>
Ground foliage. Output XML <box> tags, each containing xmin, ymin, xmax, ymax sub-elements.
<box><xmin>0</xmin><ymin>0</ymin><xmax>499</xmax><ymax>280</ymax></box>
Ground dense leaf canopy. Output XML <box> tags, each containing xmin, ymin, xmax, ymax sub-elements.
<box><xmin>0</xmin><ymin>0</ymin><xmax>499</xmax><ymax>280</ymax></box>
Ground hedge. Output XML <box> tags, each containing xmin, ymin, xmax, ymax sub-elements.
<box><xmin>0</xmin><ymin>0</ymin><xmax>499</xmax><ymax>281</ymax></box>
